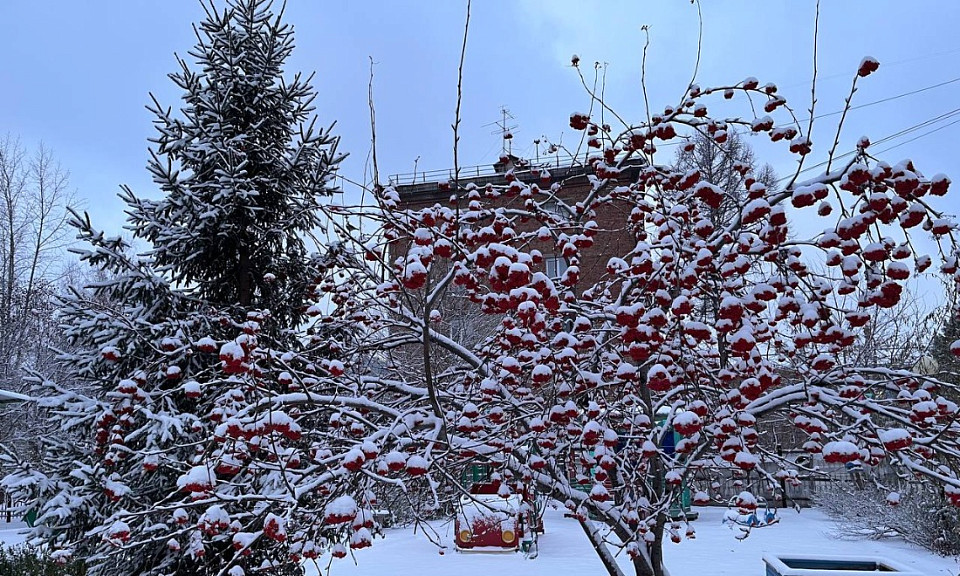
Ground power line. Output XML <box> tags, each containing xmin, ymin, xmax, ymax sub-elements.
<box><xmin>653</xmin><ymin>74</ymin><xmax>960</xmax><ymax>150</ymax></box>
<box><xmin>883</xmin><ymin>47</ymin><xmax>960</xmax><ymax>67</ymax></box>
<box><xmin>779</xmin><ymin>107</ymin><xmax>960</xmax><ymax>182</ymax></box>
<box><xmin>873</xmin><ymin>118</ymin><xmax>960</xmax><ymax>156</ymax></box>
<box><xmin>861</xmin><ymin>108</ymin><xmax>960</xmax><ymax>149</ymax></box>
<box><xmin>784</xmin><ymin>108</ymin><xmax>960</xmax><ymax>181</ymax></box>
<box><xmin>809</xmin><ymin>76</ymin><xmax>960</xmax><ymax>121</ymax></box>
<box><xmin>778</xmin><ymin>47</ymin><xmax>960</xmax><ymax>90</ymax></box>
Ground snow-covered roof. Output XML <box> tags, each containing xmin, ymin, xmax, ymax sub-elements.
<box><xmin>0</xmin><ymin>389</ymin><xmax>31</xmax><ymax>404</ymax></box>
<box><xmin>457</xmin><ymin>494</ymin><xmax>522</xmax><ymax>526</ymax></box>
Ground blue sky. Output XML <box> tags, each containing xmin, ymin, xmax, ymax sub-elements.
<box><xmin>1</xmin><ymin>1</ymin><xmax>958</xmax><ymax>236</ymax></box>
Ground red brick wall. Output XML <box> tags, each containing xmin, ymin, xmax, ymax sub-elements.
<box><xmin>392</xmin><ymin>167</ymin><xmax>639</xmax><ymax>289</ymax></box>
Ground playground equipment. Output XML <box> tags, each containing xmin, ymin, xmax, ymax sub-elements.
<box><xmin>722</xmin><ymin>496</ymin><xmax>779</xmax><ymax>528</ymax></box>
<box><xmin>455</xmin><ymin>493</ymin><xmax>525</xmax><ymax>551</ymax></box>
<box><xmin>455</xmin><ymin>465</ymin><xmax>543</xmax><ymax>552</ymax></box>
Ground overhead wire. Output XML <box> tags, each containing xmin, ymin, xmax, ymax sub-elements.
<box><xmin>808</xmin><ymin>76</ymin><xmax>960</xmax><ymax>121</ymax></box>
<box><xmin>777</xmin><ymin>47</ymin><xmax>960</xmax><ymax>90</ymax></box>
<box><xmin>650</xmin><ymin>74</ymin><xmax>960</xmax><ymax>150</ymax></box>
<box><xmin>870</xmin><ymin>118</ymin><xmax>960</xmax><ymax>156</ymax></box>
<box><xmin>778</xmin><ymin>107</ymin><xmax>960</xmax><ymax>182</ymax></box>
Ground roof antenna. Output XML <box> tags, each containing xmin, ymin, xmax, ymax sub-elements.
<box><xmin>484</xmin><ymin>106</ymin><xmax>518</xmax><ymax>158</ymax></box>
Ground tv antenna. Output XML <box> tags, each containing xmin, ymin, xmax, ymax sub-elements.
<box><xmin>484</xmin><ymin>106</ymin><xmax>518</xmax><ymax>157</ymax></box>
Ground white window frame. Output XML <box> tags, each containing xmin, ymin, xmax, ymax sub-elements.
<box><xmin>545</xmin><ymin>256</ymin><xmax>569</xmax><ymax>278</ymax></box>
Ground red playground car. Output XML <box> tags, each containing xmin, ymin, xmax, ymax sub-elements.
<box><xmin>454</xmin><ymin>493</ymin><xmax>525</xmax><ymax>551</ymax></box>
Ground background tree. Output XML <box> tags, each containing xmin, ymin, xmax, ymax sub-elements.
<box><xmin>841</xmin><ymin>284</ymin><xmax>939</xmax><ymax>371</ymax></box>
<box><xmin>0</xmin><ymin>136</ymin><xmax>75</xmax><ymax>466</ymax></box>
<box><xmin>930</xmin><ymin>293</ymin><xmax>960</xmax><ymax>399</ymax></box>
<box><xmin>671</xmin><ymin>129</ymin><xmax>782</xmax><ymax>357</ymax></box>
<box><xmin>673</xmin><ymin>130</ymin><xmax>777</xmax><ymax>227</ymax></box>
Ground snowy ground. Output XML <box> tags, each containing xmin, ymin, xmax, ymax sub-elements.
<box><xmin>0</xmin><ymin>521</ymin><xmax>28</xmax><ymax>548</ymax></box>
<box><xmin>302</xmin><ymin>506</ymin><xmax>957</xmax><ymax>576</ymax></box>
<box><xmin>0</xmin><ymin>508</ymin><xmax>951</xmax><ymax>575</ymax></box>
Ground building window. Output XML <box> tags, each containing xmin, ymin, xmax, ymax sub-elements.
<box><xmin>545</xmin><ymin>256</ymin><xmax>569</xmax><ymax>278</ymax></box>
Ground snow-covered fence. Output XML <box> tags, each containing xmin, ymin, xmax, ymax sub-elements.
<box><xmin>693</xmin><ymin>458</ymin><xmax>906</xmax><ymax>508</ymax></box>
<box><xmin>0</xmin><ymin>492</ymin><xmax>25</xmax><ymax>523</ymax></box>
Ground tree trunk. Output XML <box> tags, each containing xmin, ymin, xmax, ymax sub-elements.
<box><xmin>578</xmin><ymin>519</ymin><xmax>633</xmax><ymax>576</ymax></box>
<box><xmin>5</xmin><ymin>193</ymin><xmax>14</xmax><ymax>326</ymax></box>
<box><xmin>532</xmin><ymin>471</ymin><xmax>659</xmax><ymax>576</ymax></box>
<box><xmin>651</xmin><ymin>512</ymin><xmax>667</xmax><ymax>576</ymax></box>
<box><xmin>238</xmin><ymin>245</ymin><xmax>251</xmax><ymax>307</ymax></box>
<box><xmin>637</xmin><ymin>370</ymin><xmax>668</xmax><ymax>576</ymax></box>
<box><xmin>23</xmin><ymin>155</ymin><xmax>46</xmax><ymax>322</ymax></box>
<box><xmin>3</xmin><ymin>188</ymin><xmax>15</xmax><ymax>388</ymax></box>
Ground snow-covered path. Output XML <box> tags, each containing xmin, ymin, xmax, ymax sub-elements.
<box><xmin>0</xmin><ymin>521</ymin><xmax>28</xmax><ymax>548</ymax></box>
<box><xmin>304</xmin><ymin>506</ymin><xmax>957</xmax><ymax>576</ymax></box>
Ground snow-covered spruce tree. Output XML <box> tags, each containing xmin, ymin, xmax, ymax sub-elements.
<box><xmin>0</xmin><ymin>214</ymin><xmax>213</xmax><ymax>574</ymax></box>
<box><xmin>126</xmin><ymin>0</ymin><xmax>341</xmax><ymax>335</ymax></box>
<box><xmin>279</xmin><ymin>57</ymin><xmax>960</xmax><ymax>576</ymax></box>
<box><xmin>2</xmin><ymin>1</ymin><xmax>341</xmax><ymax>575</ymax></box>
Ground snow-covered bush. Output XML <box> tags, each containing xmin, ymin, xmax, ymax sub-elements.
<box><xmin>817</xmin><ymin>480</ymin><xmax>960</xmax><ymax>556</ymax></box>
<box><xmin>0</xmin><ymin>544</ymin><xmax>85</xmax><ymax>576</ymax></box>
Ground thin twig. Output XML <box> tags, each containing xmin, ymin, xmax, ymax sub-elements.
<box><xmin>453</xmin><ymin>0</ymin><xmax>471</xmax><ymax>217</ymax></box>
<box><xmin>368</xmin><ymin>56</ymin><xmax>380</xmax><ymax>192</ymax></box>
<box><xmin>825</xmin><ymin>72</ymin><xmax>859</xmax><ymax>175</ymax></box>
<box><xmin>640</xmin><ymin>26</ymin><xmax>653</xmax><ymax>160</ymax></box>
<box><xmin>574</xmin><ymin>63</ymin><xmax>629</xmax><ymax>133</ymax></box>
<box><xmin>600</xmin><ymin>62</ymin><xmax>607</xmax><ymax>136</ymax></box>
<box><xmin>786</xmin><ymin>0</ymin><xmax>820</xmax><ymax>190</ymax></box>
<box><xmin>683</xmin><ymin>0</ymin><xmax>704</xmax><ymax>104</ymax></box>
<box><xmin>570</xmin><ymin>64</ymin><xmax>602</xmax><ymax>166</ymax></box>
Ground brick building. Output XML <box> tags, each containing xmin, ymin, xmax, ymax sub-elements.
<box><xmin>390</xmin><ymin>155</ymin><xmax>646</xmax><ymax>288</ymax></box>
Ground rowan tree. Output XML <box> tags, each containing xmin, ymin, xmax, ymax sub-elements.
<box><xmin>292</xmin><ymin>55</ymin><xmax>960</xmax><ymax>576</ymax></box>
